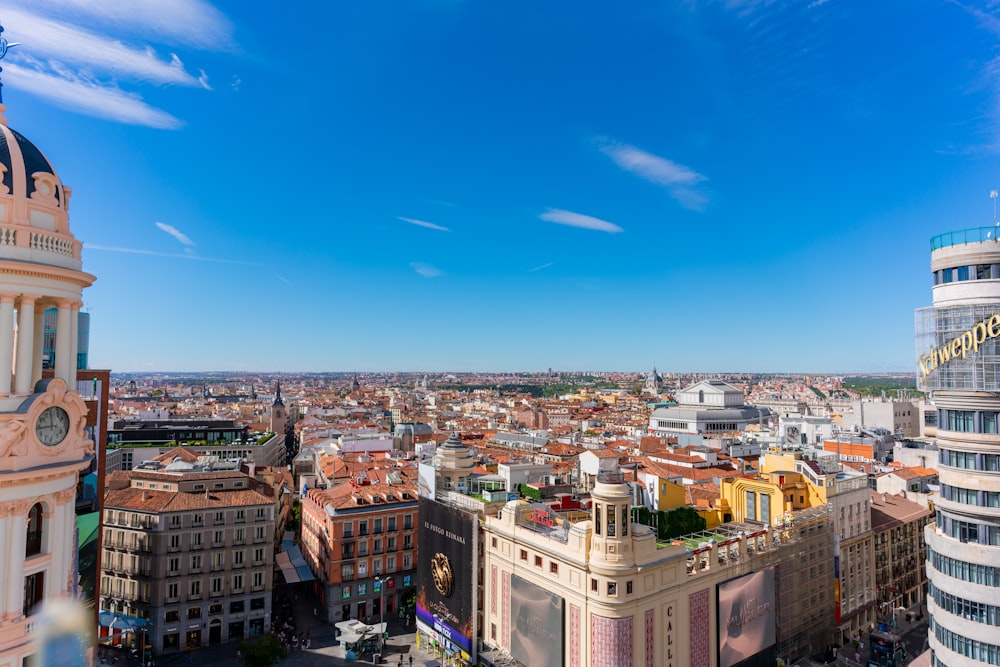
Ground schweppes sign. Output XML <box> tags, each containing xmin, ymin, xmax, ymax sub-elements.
<box><xmin>919</xmin><ymin>314</ymin><xmax>1000</xmax><ymax>381</ymax></box>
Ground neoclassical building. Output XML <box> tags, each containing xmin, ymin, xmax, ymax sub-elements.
<box><xmin>649</xmin><ymin>380</ymin><xmax>772</xmax><ymax>436</ymax></box>
<box><xmin>479</xmin><ymin>473</ymin><xmax>824</xmax><ymax>667</ymax></box>
<box><xmin>0</xmin><ymin>97</ymin><xmax>97</xmax><ymax>666</ymax></box>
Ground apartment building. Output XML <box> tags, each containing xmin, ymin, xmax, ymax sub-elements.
<box><xmin>100</xmin><ymin>448</ymin><xmax>276</xmax><ymax>654</ymax></box>
<box><xmin>870</xmin><ymin>491</ymin><xmax>932</xmax><ymax>621</ymax></box>
<box><xmin>300</xmin><ymin>468</ymin><xmax>419</xmax><ymax>624</ymax></box>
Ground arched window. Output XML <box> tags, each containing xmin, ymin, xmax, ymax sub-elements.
<box><xmin>699</xmin><ymin>390</ymin><xmax>705</xmax><ymax>404</ymax></box>
<box><xmin>26</xmin><ymin>503</ymin><xmax>43</xmax><ymax>557</ymax></box>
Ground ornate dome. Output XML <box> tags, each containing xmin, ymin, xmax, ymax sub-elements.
<box><xmin>0</xmin><ymin>109</ymin><xmax>82</xmax><ymax>272</ymax></box>
<box><xmin>0</xmin><ymin>123</ymin><xmax>64</xmax><ymax>205</ymax></box>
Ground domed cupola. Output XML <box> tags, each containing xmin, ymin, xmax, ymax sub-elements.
<box><xmin>0</xmin><ymin>88</ymin><xmax>94</xmax><ymax>396</ymax></box>
<box><xmin>0</xmin><ymin>113</ymin><xmax>81</xmax><ymax>273</ymax></box>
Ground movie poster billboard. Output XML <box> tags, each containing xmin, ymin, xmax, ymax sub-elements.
<box><xmin>511</xmin><ymin>575</ymin><xmax>564</xmax><ymax>667</ymax></box>
<box><xmin>416</xmin><ymin>497</ymin><xmax>475</xmax><ymax>654</ymax></box>
<box><xmin>717</xmin><ymin>568</ymin><xmax>776</xmax><ymax>667</ymax></box>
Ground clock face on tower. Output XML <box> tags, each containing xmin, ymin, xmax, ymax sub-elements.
<box><xmin>36</xmin><ymin>406</ymin><xmax>70</xmax><ymax>446</ymax></box>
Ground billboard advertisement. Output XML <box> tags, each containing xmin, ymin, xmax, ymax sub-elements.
<box><xmin>718</xmin><ymin>568</ymin><xmax>776</xmax><ymax>667</ymax></box>
<box><xmin>416</xmin><ymin>497</ymin><xmax>475</xmax><ymax>653</ymax></box>
<box><xmin>510</xmin><ymin>575</ymin><xmax>564</xmax><ymax>667</ymax></box>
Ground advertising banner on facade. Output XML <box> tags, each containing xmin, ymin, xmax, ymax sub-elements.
<box><xmin>717</xmin><ymin>568</ymin><xmax>776</xmax><ymax>667</ymax></box>
<box><xmin>416</xmin><ymin>497</ymin><xmax>475</xmax><ymax>653</ymax></box>
<box><xmin>510</xmin><ymin>574</ymin><xmax>564</xmax><ymax>667</ymax></box>
<box><xmin>915</xmin><ymin>304</ymin><xmax>1000</xmax><ymax>391</ymax></box>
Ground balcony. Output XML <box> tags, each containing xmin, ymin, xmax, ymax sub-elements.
<box><xmin>931</xmin><ymin>226</ymin><xmax>1000</xmax><ymax>250</ymax></box>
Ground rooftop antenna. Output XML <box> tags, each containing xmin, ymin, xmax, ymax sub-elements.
<box><xmin>993</xmin><ymin>190</ymin><xmax>999</xmax><ymax>241</ymax></box>
<box><xmin>0</xmin><ymin>21</ymin><xmax>21</xmax><ymax>105</ymax></box>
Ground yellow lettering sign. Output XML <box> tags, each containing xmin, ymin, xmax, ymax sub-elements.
<box><xmin>919</xmin><ymin>314</ymin><xmax>1000</xmax><ymax>381</ymax></box>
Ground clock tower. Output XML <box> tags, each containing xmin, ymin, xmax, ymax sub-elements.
<box><xmin>0</xmin><ymin>77</ymin><xmax>96</xmax><ymax>665</ymax></box>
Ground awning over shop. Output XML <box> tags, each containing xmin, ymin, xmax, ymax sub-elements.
<box><xmin>275</xmin><ymin>545</ymin><xmax>315</xmax><ymax>583</ymax></box>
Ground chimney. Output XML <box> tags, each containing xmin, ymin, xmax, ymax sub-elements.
<box><xmin>142</xmin><ymin>491</ymin><xmax>150</xmax><ymax>502</ymax></box>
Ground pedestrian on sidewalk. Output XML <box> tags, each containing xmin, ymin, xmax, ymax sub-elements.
<box><xmin>408</xmin><ymin>656</ymin><xmax>412</xmax><ymax>667</ymax></box>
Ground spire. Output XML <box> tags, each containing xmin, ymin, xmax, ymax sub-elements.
<box><xmin>0</xmin><ymin>19</ymin><xmax>21</xmax><ymax>124</ymax></box>
<box><xmin>273</xmin><ymin>381</ymin><xmax>284</xmax><ymax>407</ymax></box>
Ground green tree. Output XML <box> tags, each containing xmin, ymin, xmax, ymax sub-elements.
<box><xmin>656</xmin><ymin>506</ymin><xmax>706</xmax><ymax>540</ymax></box>
<box><xmin>239</xmin><ymin>635</ymin><xmax>288</xmax><ymax>667</ymax></box>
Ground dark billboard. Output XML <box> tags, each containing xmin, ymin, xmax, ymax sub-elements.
<box><xmin>416</xmin><ymin>497</ymin><xmax>475</xmax><ymax>653</ymax></box>
<box><xmin>511</xmin><ymin>574</ymin><xmax>564</xmax><ymax>667</ymax></box>
<box><xmin>717</xmin><ymin>568</ymin><xmax>776</xmax><ymax>667</ymax></box>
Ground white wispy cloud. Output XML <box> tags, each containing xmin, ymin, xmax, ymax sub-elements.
<box><xmin>11</xmin><ymin>0</ymin><xmax>237</xmax><ymax>50</ymax></box>
<box><xmin>84</xmin><ymin>244</ymin><xmax>251</xmax><ymax>265</ymax></box>
<box><xmin>2</xmin><ymin>0</ymin><xmax>234</xmax><ymax>128</ymax></box>
<box><xmin>155</xmin><ymin>222</ymin><xmax>194</xmax><ymax>246</ymax></box>
<box><xmin>5</xmin><ymin>63</ymin><xmax>183</xmax><ymax>129</ymax></box>
<box><xmin>399</xmin><ymin>217</ymin><xmax>451</xmax><ymax>232</ymax></box>
<box><xmin>273</xmin><ymin>273</ymin><xmax>293</xmax><ymax>286</ymax></box>
<box><xmin>528</xmin><ymin>262</ymin><xmax>554</xmax><ymax>272</ymax></box>
<box><xmin>540</xmin><ymin>208</ymin><xmax>623</xmax><ymax>233</ymax></box>
<box><xmin>410</xmin><ymin>262</ymin><xmax>443</xmax><ymax>278</ymax></box>
<box><xmin>597</xmin><ymin>138</ymin><xmax>708</xmax><ymax>211</ymax></box>
<box><xmin>3</xmin><ymin>7</ymin><xmax>207</xmax><ymax>86</ymax></box>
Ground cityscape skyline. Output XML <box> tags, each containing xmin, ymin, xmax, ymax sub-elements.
<box><xmin>4</xmin><ymin>1</ymin><xmax>1000</xmax><ymax>372</ymax></box>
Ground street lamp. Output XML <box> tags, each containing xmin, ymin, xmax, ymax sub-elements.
<box><xmin>375</xmin><ymin>576</ymin><xmax>389</xmax><ymax>653</ymax></box>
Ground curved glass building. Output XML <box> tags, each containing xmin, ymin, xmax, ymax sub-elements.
<box><xmin>918</xmin><ymin>227</ymin><xmax>1000</xmax><ymax>666</ymax></box>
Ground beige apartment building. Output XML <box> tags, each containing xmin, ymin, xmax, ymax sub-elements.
<box><xmin>870</xmin><ymin>491</ymin><xmax>932</xmax><ymax>624</ymax></box>
<box><xmin>100</xmin><ymin>448</ymin><xmax>276</xmax><ymax>654</ymax></box>
<box><xmin>479</xmin><ymin>473</ymin><xmax>830</xmax><ymax>667</ymax></box>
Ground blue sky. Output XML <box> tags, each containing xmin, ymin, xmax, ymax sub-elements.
<box><xmin>3</xmin><ymin>0</ymin><xmax>1000</xmax><ymax>373</ymax></box>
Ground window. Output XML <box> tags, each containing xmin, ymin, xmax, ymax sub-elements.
<box><xmin>608</xmin><ymin>582</ymin><xmax>617</xmax><ymax>595</ymax></box>
<box><xmin>591</xmin><ymin>579</ymin><xmax>598</xmax><ymax>592</ymax></box>
<box><xmin>520</xmin><ymin>550</ymin><xmax>528</xmax><ymax>561</ymax></box>
<box><xmin>534</xmin><ymin>556</ymin><xmax>542</xmax><ymax>568</ymax></box>
<box><xmin>254</xmin><ymin>547</ymin><xmax>265</xmax><ymax>564</ymax></box>
<box><xmin>550</xmin><ymin>562</ymin><xmax>558</xmax><ymax>574</ymax></box>
<box><xmin>403</xmin><ymin>515</ymin><xmax>412</xmax><ymax>530</ymax></box>
<box><xmin>252</xmin><ymin>572</ymin><xmax>264</xmax><ymax>589</ymax></box>
<box><xmin>254</xmin><ymin>526</ymin><xmax>266</xmax><ymax>541</ymax></box>
<box><xmin>388</xmin><ymin>517</ymin><xmax>397</xmax><ymax>531</ymax></box>
<box><xmin>165</xmin><ymin>610</ymin><xmax>180</xmax><ymax>623</ymax></box>
<box><xmin>191</xmin><ymin>555</ymin><xmax>203</xmax><ymax>572</ymax></box>
<box><xmin>170</xmin><ymin>516</ymin><xmax>181</xmax><ymax>529</ymax></box>
<box><xmin>229</xmin><ymin>600</ymin><xmax>244</xmax><ymax>613</ymax></box>
<box><xmin>23</xmin><ymin>572</ymin><xmax>44</xmax><ymax>617</ymax></box>
<box><xmin>168</xmin><ymin>557</ymin><xmax>180</xmax><ymax>574</ymax></box>
<box><xmin>235</xmin><ymin>528</ymin><xmax>245</xmax><ymax>544</ymax></box>
<box><xmin>211</xmin><ymin>578</ymin><xmax>223</xmax><ymax>594</ymax></box>
<box><xmin>187</xmin><ymin>607</ymin><xmax>201</xmax><ymax>620</ymax></box>
<box><xmin>595</xmin><ymin>504</ymin><xmax>602</xmax><ymax>535</ymax></box>
<box><xmin>190</xmin><ymin>580</ymin><xmax>201</xmax><ymax>597</ymax></box>
<box><xmin>251</xmin><ymin>597</ymin><xmax>265</xmax><ymax>610</ymax></box>
<box><xmin>214</xmin><ymin>512</ymin><xmax>224</xmax><ymax>525</ymax></box>
<box><xmin>234</xmin><ymin>551</ymin><xmax>244</xmax><ymax>567</ymax></box>
<box><xmin>402</xmin><ymin>554</ymin><xmax>412</xmax><ymax>569</ymax></box>
<box><xmin>232</xmin><ymin>574</ymin><xmax>243</xmax><ymax>592</ymax></box>
<box><xmin>626</xmin><ymin>581</ymin><xmax>633</xmax><ymax>594</ymax></box>
<box><xmin>236</xmin><ymin>510</ymin><xmax>246</xmax><ymax>523</ymax></box>
<box><xmin>214</xmin><ymin>531</ymin><xmax>225</xmax><ymax>546</ymax></box>
<box><xmin>359</xmin><ymin>521</ymin><xmax>368</xmax><ymax>536</ymax></box>
<box><xmin>403</xmin><ymin>534</ymin><xmax>412</xmax><ymax>549</ymax></box>
<box><xmin>169</xmin><ymin>535</ymin><xmax>181</xmax><ymax>551</ymax></box>
<box><xmin>374</xmin><ymin>518</ymin><xmax>382</xmax><ymax>534</ymax></box>
<box><xmin>387</xmin><ymin>556</ymin><xmax>396</xmax><ymax>572</ymax></box>
<box><xmin>491</xmin><ymin>537</ymin><xmax>498</xmax><ymax>549</ymax></box>
<box><xmin>255</xmin><ymin>508</ymin><xmax>266</xmax><ymax>521</ymax></box>
<box><xmin>167</xmin><ymin>583</ymin><xmax>179</xmax><ymax>600</ymax></box>
<box><xmin>212</xmin><ymin>552</ymin><xmax>224</xmax><ymax>571</ymax></box>
<box><xmin>387</xmin><ymin>537</ymin><xmax>396</xmax><ymax>551</ymax></box>
<box><xmin>26</xmin><ymin>504</ymin><xmax>43</xmax><ymax>557</ymax></box>
<box><xmin>209</xmin><ymin>603</ymin><xmax>223</xmax><ymax>615</ymax></box>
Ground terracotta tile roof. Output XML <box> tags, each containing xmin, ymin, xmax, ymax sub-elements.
<box><xmin>105</xmin><ymin>486</ymin><xmax>273</xmax><ymax>512</ymax></box>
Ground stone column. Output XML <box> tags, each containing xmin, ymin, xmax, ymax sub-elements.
<box><xmin>14</xmin><ymin>296</ymin><xmax>36</xmax><ymax>393</ymax></box>
<box><xmin>52</xmin><ymin>489</ymin><xmax>76</xmax><ymax>598</ymax></box>
<box><xmin>55</xmin><ymin>300</ymin><xmax>72</xmax><ymax>385</ymax></box>
<box><xmin>0</xmin><ymin>508</ymin><xmax>8</xmax><ymax>617</ymax></box>
<box><xmin>5</xmin><ymin>500</ymin><xmax>30</xmax><ymax>619</ymax></box>
<box><xmin>69</xmin><ymin>302</ymin><xmax>81</xmax><ymax>386</ymax></box>
<box><xmin>0</xmin><ymin>295</ymin><xmax>15</xmax><ymax>394</ymax></box>
<box><xmin>32</xmin><ymin>304</ymin><xmax>44</xmax><ymax>388</ymax></box>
